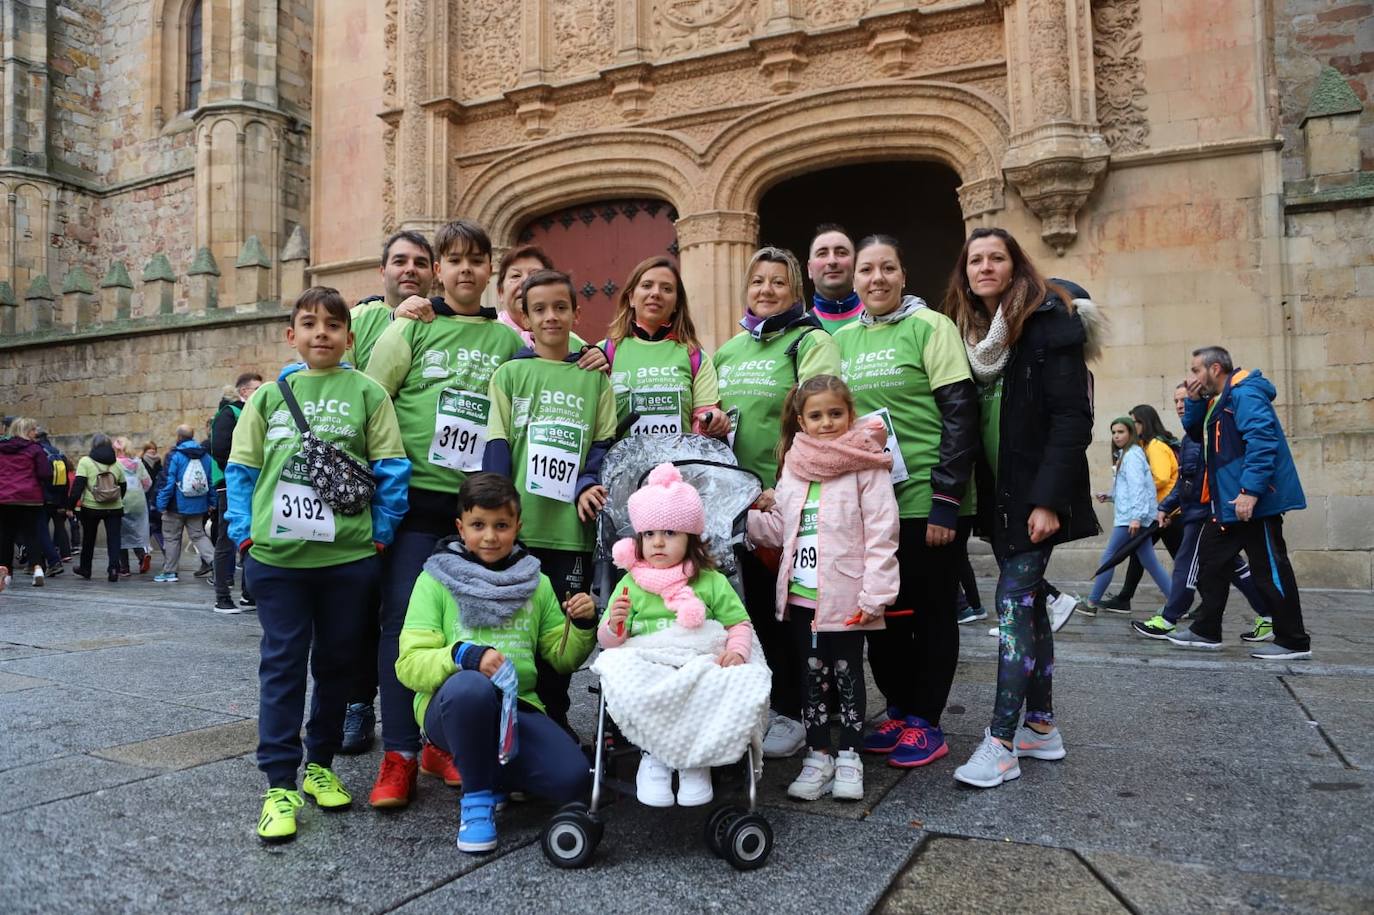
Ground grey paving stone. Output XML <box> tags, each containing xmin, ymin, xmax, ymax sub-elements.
<box><xmin>0</xmin><ymin>684</ymin><xmax>239</xmax><ymax>770</ymax></box>
<box><xmin>1086</xmin><ymin>850</ymin><xmax>1374</xmax><ymax>915</ymax></box>
<box><xmin>94</xmin><ymin>719</ymin><xmax>258</xmax><ymax>771</ymax></box>
<box><xmin>0</xmin><ymin>753</ymin><xmax>157</xmax><ymax>815</ymax></box>
<box><xmin>868</xmin><ymin>745</ymin><xmax>1374</xmax><ymax>886</ymax></box>
<box><xmin>1283</xmin><ymin>673</ymin><xmax>1374</xmax><ymax>704</ymax></box>
<box><xmin>0</xmin><ymin>639</ymin><xmax>256</xmax><ymax>704</ymax></box>
<box><xmin>393</xmin><ymin>802</ymin><xmax>920</xmax><ymax>915</ymax></box>
<box><xmin>0</xmin><ymin>670</ymin><xmax>51</xmax><ymax>692</ymax></box>
<box><xmin>877</xmin><ymin>835</ymin><xmax>1127</xmax><ymax>914</ymax></box>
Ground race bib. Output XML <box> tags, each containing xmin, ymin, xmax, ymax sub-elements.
<box><xmin>525</xmin><ymin>421</ymin><xmax>583</xmax><ymax>503</ymax></box>
<box><xmin>629</xmin><ymin>388</ymin><xmax>683</xmax><ymax>437</ymax></box>
<box><xmin>430</xmin><ymin>388</ymin><xmax>489</xmax><ymax>471</ymax></box>
<box><xmin>791</xmin><ymin>492</ymin><xmax>820</xmax><ymax>590</ymax></box>
<box><xmin>725</xmin><ymin>406</ymin><xmax>740</xmax><ymax>449</ymax></box>
<box><xmin>861</xmin><ymin>408</ymin><xmax>910</xmax><ymax>484</ymax></box>
<box><xmin>271</xmin><ymin>456</ymin><xmax>336</xmax><ymax>542</ymax></box>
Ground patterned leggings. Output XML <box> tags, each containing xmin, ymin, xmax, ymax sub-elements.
<box><xmin>990</xmin><ymin>546</ymin><xmax>1056</xmax><ymax>742</ymax></box>
<box><xmin>789</xmin><ymin>606</ymin><xmax>866</xmax><ymax>752</ymax></box>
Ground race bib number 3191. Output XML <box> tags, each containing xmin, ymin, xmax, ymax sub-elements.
<box><xmin>525</xmin><ymin>421</ymin><xmax>583</xmax><ymax>503</ymax></box>
<box><xmin>430</xmin><ymin>388</ymin><xmax>489</xmax><ymax>471</ymax></box>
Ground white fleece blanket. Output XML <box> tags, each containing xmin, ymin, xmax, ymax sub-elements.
<box><xmin>591</xmin><ymin>620</ymin><xmax>772</xmax><ymax>770</ymax></box>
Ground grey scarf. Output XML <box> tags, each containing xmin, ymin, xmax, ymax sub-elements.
<box><xmin>423</xmin><ymin>543</ymin><xmax>543</xmax><ymax>629</ymax></box>
<box><xmin>859</xmin><ymin>294</ymin><xmax>927</xmax><ymax>326</ymax></box>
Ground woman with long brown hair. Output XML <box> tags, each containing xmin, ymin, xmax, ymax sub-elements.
<box><xmin>941</xmin><ymin>226</ymin><xmax>1103</xmax><ymax>788</ymax></box>
<box><xmin>602</xmin><ymin>256</ymin><xmax>729</xmax><ymax>439</ymax></box>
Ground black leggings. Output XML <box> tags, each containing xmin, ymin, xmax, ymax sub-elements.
<box><xmin>78</xmin><ymin>508</ymin><xmax>123</xmax><ymax>575</ymax></box>
<box><xmin>865</xmin><ymin>516</ymin><xmax>969</xmax><ymax>728</ymax></box>
<box><xmin>789</xmin><ymin>607</ymin><xmax>866</xmax><ymax>752</ymax></box>
<box><xmin>527</xmin><ymin>546</ymin><xmax>592</xmax><ymax>733</ymax></box>
<box><xmin>739</xmin><ymin>548</ymin><xmax>801</xmax><ymax>719</ymax></box>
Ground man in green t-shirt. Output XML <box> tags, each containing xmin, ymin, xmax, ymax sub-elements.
<box><xmin>346</xmin><ymin>230</ymin><xmax>438</xmax><ymax>372</ymax></box>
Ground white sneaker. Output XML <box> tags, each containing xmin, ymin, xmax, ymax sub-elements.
<box><xmin>635</xmin><ymin>752</ymin><xmax>674</xmax><ymax>807</ymax></box>
<box><xmin>831</xmin><ymin>750</ymin><xmax>864</xmax><ymax>801</ymax></box>
<box><xmin>762</xmin><ymin>714</ymin><xmax>806</xmax><ymax>758</ymax></box>
<box><xmin>953</xmin><ymin>729</ymin><xmax>1021</xmax><ymax>788</ymax></box>
<box><xmin>1049</xmin><ymin>593</ymin><xmax>1077</xmax><ymax>633</ymax></box>
<box><xmin>676</xmin><ymin>766</ymin><xmax>713</xmax><ymax>807</ymax></box>
<box><xmin>1012</xmin><ymin>723</ymin><xmax>1066</xmax><ymax>760</ymax></box>
<box><xmin>786</xmin><ymin>750</ymin><xmax>835</xmax><ymax>801</ymax></box>
<box><xmin>988</xmin><ymin>626</ymin><xmax>999</xmax><ymax>637</ymax></box>
<box><xmin>32</xmin><ymin>567</ymin><xmax>44</xmax><ymax>587</ymax></box>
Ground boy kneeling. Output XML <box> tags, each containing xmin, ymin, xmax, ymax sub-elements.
<box><xmin>396</xmin><ymin>473</ymin><xmax>597</xmax><ymax>853</ymax></box>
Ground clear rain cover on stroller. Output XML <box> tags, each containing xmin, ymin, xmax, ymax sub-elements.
<box><xmin>594</xmin><ymin>434</ymin><xmax>762</xmax><ymax>600</ymax></box>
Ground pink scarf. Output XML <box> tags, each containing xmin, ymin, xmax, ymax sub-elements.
<box><xmin>784</xmin><ymin>419</ymin><xmax>893</xmax><ymax>481</ymax></box>
<box><xmin>611</xmin><ymin>537</ymin><xmax>707</xmax><ymax>628</ymax></box>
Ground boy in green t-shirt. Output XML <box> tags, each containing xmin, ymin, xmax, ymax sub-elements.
<box><xmin>396</xmin><ymin>473</ymin><xmax>596</xmax><ymax>853</ymax></box>
<box><xmin>484</xmin><ymin>269</ymin><xmax>617</xmax><ymax>732</ymax></box>
<box><xmin>225</xmin><ymin>287</ymin><xmax>411</xmax><ymax>844</ymax></box>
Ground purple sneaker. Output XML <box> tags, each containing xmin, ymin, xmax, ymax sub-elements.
<box><xmin>888</xmin><ymin>718</ymin><xmax>949</xmax><ymax>768</ymax></box>
<box><xmin>861</xmin><ymin>708</ymin><xmax>914</xmax><ymax>754</ymax></box>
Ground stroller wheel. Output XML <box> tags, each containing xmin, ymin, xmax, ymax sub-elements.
<box><xmin>704</xmin><ymin>805</ymin><xmax>741</xmax><ymax>858</ymax></box>
<box><xmin>541</xmin><ymin>808</ymin><xmax>601</xmax><ymax>869</ymax></box>
<box><xmin>723</xmin><ymin>814</ymin><xmax>773</xmax><ymax>871</ymax></box>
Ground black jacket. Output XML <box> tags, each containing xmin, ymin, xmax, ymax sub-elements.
<box><xmin>973</xmin><ymin>292</ymin><xmax>1100</xmax><ymax>554</ymax></box>
<box><xmin>210</xmin><ymin>397</ymin><xmax>242</xmax><ymax>473</ymax></box>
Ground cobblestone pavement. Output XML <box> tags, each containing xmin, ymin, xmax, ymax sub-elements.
<box><xmin>2</xmin><ymin>560</ymin><xmax>1371</xmax><ymax>914</ymax></box>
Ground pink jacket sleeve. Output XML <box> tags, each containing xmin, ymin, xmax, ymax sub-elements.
<box><xmin>597</xmin><ymin>615</ymin><xmax>628</xmax><ymax>649</ymax></box>
<box><xmin>746</xmin><ymin>505</ymin><xmax>784</xmax><ymax>550</ymax></box>
<box><xmin>855</xmin><ymin>467</ymin><xmax>901</xmax><ymax>616</ymax></box>
<box><xmin>724</xmin><ymin>620</ymin><xmax>754</xmax><ymax>660</ymax></box>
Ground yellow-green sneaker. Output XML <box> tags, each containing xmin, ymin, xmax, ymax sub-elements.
<box><xmin>257</xmin><ymin>787</ymin><xmax>304</xmax><ymax>843</ymax></box>
<box><xmin>302</xmin><ymin>763</ymin><xmax>352</xmax><ymax>810</ymax></box>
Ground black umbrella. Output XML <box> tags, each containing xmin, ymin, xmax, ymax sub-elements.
<box><xmin>1093</xmin><ymin>510</ymin><xmax>1180</xmax><ymax>577</ymax></box>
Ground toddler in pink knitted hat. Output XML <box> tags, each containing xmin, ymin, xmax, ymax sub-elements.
<box><xmin>598</xmin><ymin>462</ymin><xmax>756</xmax><ymax>808</ymax></box>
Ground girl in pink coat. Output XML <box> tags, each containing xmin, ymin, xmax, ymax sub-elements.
<box><xmin>747</xmin><ymin>374</ymin><xmax>900</xmax><ymax>802</ymax></box>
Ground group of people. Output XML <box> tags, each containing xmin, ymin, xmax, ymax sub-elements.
<box><xmin>5</xmin><ymin>216</ymin><xmax>1315</xmax><ymax>857</ymax></box>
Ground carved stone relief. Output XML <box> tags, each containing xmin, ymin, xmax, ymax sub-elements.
<box><xmin>555</xmin><ymin>0</ymin><xmax>616</xmax><ymax>78</ymax></box>
<box><xmin>1091</xmin><ymin>0</ymin><xmax>1149</xmax><ymax>152</ymax></box>
<box><xmin>1027</xmin><ymin>0</ymin><xmax>1072</xmax><ymax>120</ymax></box>
<box><xmin>805</xmin><ymin>0</ymin><xmax>874</xmax><ymax>29</ymax></box>
<box><xmin>653</xmin><ymin>0</ymin><xmax>759</xmax><ymax>57</ymax></box>
<box><xmin>382</xmin><ymin>0</ymin><xmax>397</xmax><ymax>103</ymax></box>
<box><xmin>458</xmin><ymin>0</ymin><xmax>521</xmax><ymax>99</ymax></box>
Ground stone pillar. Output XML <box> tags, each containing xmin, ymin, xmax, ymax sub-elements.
<box><xmin>26</xmin><ymin>275</ymin><xmax>56</xmax><ymax>332</ymax></box>
<box><xmin>393</xmin><ymin>0</ymin><xmax>440</xmax><ymax>232</ymax></box>
<box><xmin>1000</xmin><ymin>0</ymin><xmax>1109</xmax><ymax>253</ymax></box>
<box><xmin>280</xmin><ymin>225</ymin><xmax>309</xmax><ymax>306</ymax></box>
<box><xmin>187</xmin><ymin>247</ymin><xmax>222</xmax><ymax>313</ymax></box>
<box><xmin>235</xmin><ymin>235</ymin><xmax>271</xmax><ymax>312</ymax></box>
<box><xmin>101</xmin><ymin>261</ymin><xmax>134</xmax><ymax>321</ymax></box>
<box><xmin>141</xmin><ymin>254</ymin><xmax>177</xmax><ymax>316</ymax></box>
<box><xmin>674</xmin><ymin>210</ymin><xmax>759</xmax><ymax>350</ymax></box>
<box><xmin>0</xmin><ymin>282</ymin><xmax>16</xmax><ymax>335</ymax></box>
<box><xmin>62</xmin><ymin>266</ymin><xmax>98</xmax><ymax>329</ymax></box>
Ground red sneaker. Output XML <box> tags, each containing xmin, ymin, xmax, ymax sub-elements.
<box><xmin>420</xmin><ymin>743</ymin><xmax>462</xmax><ymax>787</ymax></box>
<box><xmin>368</xmin><ymin>751</ymin><xmax>418</xmax><ymax>808</ymax></box>
<box><xmin>139</xmin><ymin>553</ymin><xmax>151</xmax><ymax>574</ymax></box>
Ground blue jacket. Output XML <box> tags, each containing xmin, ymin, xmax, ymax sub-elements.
<box><xmin>1158</xmin><ymin>436</ymin><xmax>1208</xmax><ymax>525</ymax></box>
<box><xmin>1182</xmin><ymin>368</ymin><xmax>1305</xmax><ymax>524</ymax></box>
<box><xmin>156</xmin><ymin>439</ymin><xmax>214</xmax><ymax>515</ymax></box>
<box><xmin>1111</xmin><ymin>445</ymin><xmax>1157</xmax><ymax>527</ymax></box>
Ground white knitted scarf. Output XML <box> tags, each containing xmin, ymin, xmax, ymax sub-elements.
<box><xmin>965</xmin><ymin>305</ymin><xmax>1012</xmax><ymax>384</ymax></box>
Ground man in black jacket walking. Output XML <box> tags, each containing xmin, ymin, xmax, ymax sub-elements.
<box><xmin>210</xmin><ymin>372</ymin><xmax>262</xmax><ymax>612</ymax></box>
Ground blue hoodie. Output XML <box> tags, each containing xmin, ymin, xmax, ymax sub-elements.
<box><xmin>1182</xmin><ymin>368</ymin><xmax>1305</xmax><ymax>524</ymax></box>
<box><xmin>157</xmin><ymin>439</ymin><xmax>214</xmax><ymax>515</ymax></box>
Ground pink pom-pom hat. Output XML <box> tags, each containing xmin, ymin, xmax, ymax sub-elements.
<box><xmin>626</xmin><ymin>462</ymin><xmax>706</xmax><ymax>536</ymax></box>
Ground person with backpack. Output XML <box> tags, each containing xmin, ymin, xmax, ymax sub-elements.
<box><xmin>154</xmin><ymin>424</ymin><xmax>214</xmax><ymax>583</ymax></box>
<box><xmin>71</xmin><ymin>432</ymin><xmax>127</xmax><ymax>582</ymax></box>
<box><xmin>211</xmin><ymin>372</ymin><xmax>263</xmax><ymax>611</ymax></box>
<box><xmin>714</xmin><ymin>245</ymin><xmax>841</xmax><ymax>760</ymax></box>
<box><xmin>36</xmin><ymin>428</ymin><xmax>74</xmax><ymax>564</ymax></box>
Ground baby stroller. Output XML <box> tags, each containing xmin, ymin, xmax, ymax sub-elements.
<box><xmin>540</xmin><ymin>434</ymin><xmax>775</xmax><ymax>871</ymax></box>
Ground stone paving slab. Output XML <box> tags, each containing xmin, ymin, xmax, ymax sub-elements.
<box><xmin>0</xmin><ymin>639</ymin><xmax>258</xmax><ymax>705</ymax></box>
<box><xmin>0</xmin><ymin>670</ymin><xmax>52</xmax><ymax>693</ymax></box>
<box><xmin>876</xmin><ymin>836</ymin><xmax>1128</xmax><ymax>914</ymax></box>
<box><xmin>93</xmin><ymin>719</ymin><xmax>259</xmax><ymax>771</ymax></box>
<box><xmin>867</xmin><ymin>745</ymin><xmax>1373</xmax><ymax>886</ymax></box>
<box><xmin>0</xmin><ymin>753</ymin><xmax>157</xmax><ymax>815</ymax></box>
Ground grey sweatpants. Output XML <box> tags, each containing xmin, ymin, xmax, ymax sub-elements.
<box><xmin>161</xmin><ymin>511</ymin><xmax>210</xmax><ymax>574</ymax></box>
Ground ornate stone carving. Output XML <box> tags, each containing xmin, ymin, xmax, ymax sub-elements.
<box><xmin>805</xmin><ymin>0</ymin><xmax>873</xmax><ymax>28</ymax></box>
<box><xmin>957</xmin><ymin>175</ymin><xmax>1006</xmax><ymax>218</ymax></box>
<box><xmin>606</xmin><ymin>63</ymin><xmax>657</xmax><ymax>120</ymax></box>
<box><xmin>382</xmin><ymin>0</ymin><xmax>397</xmax><ymax>103</ymax></box>
<box><xmin>864</xmin><ymin>12</ymin><xmax>921</xmax><ymax>77</ymax></box>
<box><xmin>555</xmin><ymin>0</ymin><xmax>616</xmax><ymax>78</ymax></box>
<box><xmin>653</xmin><ymin>0</ymin><xmax>759</xmax><ymax>57</ymax></box>
<box><xmin>1027</xmin><ymin>0</ymin><xmax>1071</xmax><ymax>120</ymax></box>
<box><xmin>1003</xmin><ymin>131</ymin><xmax>1110</xmax><ymax>253</ymax></box>
<box><xmin>381</xmin><ymin>122</ymin><xmax>398</xmax><ymax>234</ymax></box>
<box><xmin>459</xmin><ymin>0</ymin><xmax>521</xmax><ymax>98</ymax></box>
<box><xmin>507</xmin><ymin>86</ymin><xmax>557</xmax><ymax>138</ymax></box>
<box><xmin>752</xmin><ymin>33</ymin><xmax>808</xmax><ymax>94</ymax></box>
<box><xmin>1091</xmin><ymin>0</ymin><xmax>1149</xmax><ymax>152</ymax></box>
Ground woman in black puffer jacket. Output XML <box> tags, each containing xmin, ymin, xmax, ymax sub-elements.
<box><xmin>940</xmin><ymin>227</ymin><xmax>1103</xmax><ymax>789</ymax></box>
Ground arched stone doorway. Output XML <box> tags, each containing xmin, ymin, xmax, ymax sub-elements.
<box><xmin>515</xmin><ymin>198</ymin><xmax>679</xmax><ymax>344</ymax></box>
<box><xmin>757</xmin><ymin>162</ymin><xmax>966</xmax><ymax>309</ymax></box>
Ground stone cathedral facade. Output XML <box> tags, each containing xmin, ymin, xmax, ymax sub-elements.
<box><xmin>2</xmin><ymin>0</ymin><xmax>1372</xmax><ymax>585</ymax></box>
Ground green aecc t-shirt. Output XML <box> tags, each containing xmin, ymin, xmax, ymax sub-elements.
<box><xmin>347</xmin><ymin>298</ymin><xmax>393</xmax><ymax>372</ymax></box>
<box><xmin>606</xmin><ymin>336</ymin><xmax>719</xmax><ymax>438</ymax></box>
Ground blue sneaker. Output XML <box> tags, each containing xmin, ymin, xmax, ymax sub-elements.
<box><xmin>339</xmin><ymin>702</ymin><xmax>376</xmax><ymax>755</ymax></box>
<box><xmin>457</xmin><ymin>790</ymin><xmax>498</xmax><ymax>853</ymax></box>
<box><xmin>153</xmin><ymin>572</ymin><xmax>178</xmax><ymax>583</ymax></box>
<box><xmin>888</xmin><ymin>717</ymin><xmax>949</xmax><ymax>768</ymax></box>
<box><xmin>861</xmin><ymin>708</ymin><xmax>915</xmax><ymax>754</ymax></box>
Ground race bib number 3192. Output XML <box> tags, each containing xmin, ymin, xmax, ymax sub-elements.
<box><xmin>430</xmin><ymin>388</ymin><xmax>489</xmax><ymax>471</ymax></box>
<box><xmin>271</xmin><ymin>456</ymin><xmax>336</xmax><ymax>542</ymax></box>
<box><xmin>525</xmin><ymin>421</ymin><xmax>583</xmax><ymax>503</ymax></box>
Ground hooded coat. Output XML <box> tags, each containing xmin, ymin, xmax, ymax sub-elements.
<box><xmin>0</xmin><ymin>436</ymin><xmax>50</xmax><ymax>505</ymax></box>
<box><xmin>156</xmin><ymin>439</ymin><xmax>214</xmax><ymax>515</ymax></box>
<box><xmin>972</xmin><ymin>282</ymin><xmax>1105</xmax><ymax>554</ymax></box>
<box><xmin>1182</xmin><ymin>368</ymin><xmax>1305</xmax><ymax>524</ymax></box>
